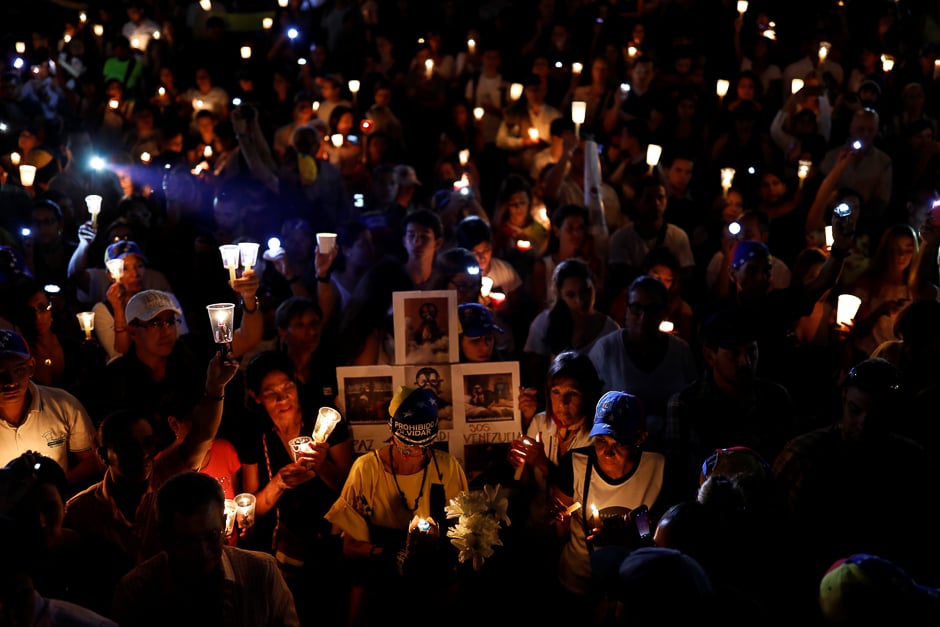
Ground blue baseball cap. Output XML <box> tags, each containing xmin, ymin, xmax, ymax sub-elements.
<box><xmin>104</xmin><ymin>240</ymin><xmax>147</xmax><ymax>265</ymax></box>
<box><xmin>458</xmin><ymin>303</ymin><xmax>504</xmax><ymax>338</ymax></box>
<box><xmin>590</xmin><ymin>391</ymin><xmax>644</xmax><ymax>445</ymax></box>
<box><xmin>731</xmin><ymin>240</ymin><xmax>770</xmax><ymax>269</ymax></box>
<box><xmin>0</xmin><ymin>329</ymin><xmax>31</xmax><ymax>359</ymax></box>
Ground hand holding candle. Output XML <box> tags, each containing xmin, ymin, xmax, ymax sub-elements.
<box><xmin>238</xmin><ymin>242</ymin><xmax>260</xmax><ymax>272</ymax></box>
<box><xmin>206</xmin><ymin>303</ymin><xmax>235</xmax><ymax>346</ymax></box>
<box><xmin>234</xmin><ymin>493</ymin><xmax>256</xmax><ymax>529</ymax></box>
<box><xmin>720</xmin><ymin>167</ymin><xmax>735</xmax><ymax>196</ymax></box>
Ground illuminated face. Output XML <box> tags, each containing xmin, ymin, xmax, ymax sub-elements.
<box><xmin>0</xmin><ymin>354</ymin><xmax>33</xmax><ymax>404</ymax></box>
<box><xmin>404</xmin><ymin>224</ymin><xmax>439</xmax><ymax>260</ymax></box>
<box><xmin>27</xmin><ymin>291</ymin><xmax>53</xmax><ymax>335</ymax></box>
<box><xmin>253</xmin><ymin>370</ymin><xmax>299</xmax><ymax>422</ymax></box>
<box><xmin>470</xmin><ymin>242</ymin><xmax>493</xmax><ymax>275</ymax></box>
<box><xmin>665</xmin><ymin>158</ymin><xmax>693</xmax><ymax>195</ymax></box>
<box><xmin>592</xmin><ymin>435</ymin><xmax>633</xmax><ymax>479</ymax></box>
<box><xmin>129</xmin><ymin>310</ymin><xmax>178</xmax><ymax>358</ymax></box>
<box><xmin>554</xmin><ymin>214</ymin><xmax>586</xmax><ymax>252</ymax></box>
<box><xmin>505</xmin><ymin>192</ymin><xmax>530</xmax><ymax>227</ymax></box>
<box><xmin>549</xmin><ymin>376</ymin><xmax>585</xmax><ymax>426</ymax></box>
<box><xmin>737</xmin><ymin>76</ymin><xmax>756</xmax><ymax>101</ymax></box>
<box><xmin>461</xmin><ymin>333</ymin><xmax>495</xmax><ymax>362</ymax></box>
<box><xmin>646</xmin><ymin>264</ymin><xmax>674</xmax><ymax>292</ymax></box>
<box><xmin>890</xmin><ymin>235</ymin><xmax>916</xmax><ymax>271</ymax></box>
<box><xmin>558</xmin><ymin>276</ymin><xmax>594</xmax><ymax>315</ymax></box>
<box><xmin>119</xmin><ymin>254</ymin><xmax>147</xmax><ymax>294</ymax></box>
<box><xmin>759</xmin><ymin>173</ymin><xmax>786</xmax><ymax>204</ymax></box>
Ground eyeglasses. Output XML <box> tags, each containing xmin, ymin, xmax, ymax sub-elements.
<box><xmin>131</xmin><ymin>317</ymin><xmax>180</xmax><ymax>330</ymax></box>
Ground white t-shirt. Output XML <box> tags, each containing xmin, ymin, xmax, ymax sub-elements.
<box><xmin>705</xmin><ymin>249</ymin><xmax>791</xmax><ymax>292</ymax></box>
<box><xmin>608</xmin><ymin>223</ymin><xmax>695</xmax><ymax>269</ymax></box>
<box><xmin>0</xmin><ymin>381</ymin><xmax>95</xmax><ymax>473</ymax></box>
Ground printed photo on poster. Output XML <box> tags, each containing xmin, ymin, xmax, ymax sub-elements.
<box><xmin>393</xmin><ymin>290</ymin><xmax>459</xmax><ymax>364</ymax></box>
<box><xmin>403</xmin><ymin>363</ymin><xmax>454</xmax><ymax>430</ymax></box>
<box><xmin>336</xmin><ymin>366</ymin><xmax>401</xmax><ymax>425</ymax></box>
<box><xmin>452</xmin><ymin>362</ymin><xmax>520</xmax><ymax>424</ymax></box>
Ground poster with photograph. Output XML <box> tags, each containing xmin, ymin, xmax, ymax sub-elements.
<box><xmin>403</xmin><ymin>363</ymin><xmax>455</xmax><ymax>430</ymax></box>
<box><xmin>336</xmin><ymin>366</ymin><xmax>404</xmax><ymax>454</ymax></box>
<box><xmin>393</xmin><ymin>290</ymin><xmax>459</xmax><ymax>364</ymax></box>
<box><xmin>452</xmin><ymin>362</ymin><xmax>520</xmax><ymax>424</ymax></box>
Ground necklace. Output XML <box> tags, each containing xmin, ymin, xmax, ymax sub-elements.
<box><xmin>388</xmin><ymin>444</ymin><xmax>429</xmax><ymax>514</ymax></box>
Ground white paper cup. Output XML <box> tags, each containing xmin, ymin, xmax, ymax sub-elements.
<box><xmin>316</xmin><ymin>232</ymin><xmax>337</xmax><ymax>254</ymax></box>
<box><xmin>836</xmin><ymin>294</ymin><xmax>862</xmax><ymax>327</ymax></box>
<box><xmin>289</xmin><ymin>436</ymin><xmax>314</xmax><ymax>462</ymax></box>
<box><xmin>224</xmin><ymin>499</ymin><xmax>237</xmax><ymax>537</ymax></box>
<box><xmin>234</xmin><ymin>492</ymin><xmax>256</xmax><ymax>528</ymax></box>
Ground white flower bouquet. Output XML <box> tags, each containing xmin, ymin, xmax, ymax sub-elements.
<box><xmin>445</xmin><ymin>484</ymin><xmax>511</xmax><ymax>571</ymax></box>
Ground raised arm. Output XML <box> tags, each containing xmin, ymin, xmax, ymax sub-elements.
<box><xmin>176</xmin><ymin>352</ymin><xmax>239</xmax><ymax>471</ymax></box>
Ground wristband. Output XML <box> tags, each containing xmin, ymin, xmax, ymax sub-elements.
<box><xmin>316</xmin><ymin>273</ymin><xmax>331</xmax><ymax>283</ymax></box>
<box><xmin>243</xmin><ymin>296</ymin><xmax>260</xmax><ymax>314</ymax></box>
<box><xmin>204</xmin><ymin>390</ymin><xmax>225</xmax><ymax>402</ymax></box>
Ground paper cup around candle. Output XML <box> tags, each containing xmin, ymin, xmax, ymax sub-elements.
<box><xmin>458</xmin><ymin>149</ymin><xmax>470</xmax><ymax>166</ymax></box>
<box><xmin>207</xmin><ymin>303</ymin><xmax>236</xmax><ymax>344</ymax></box>
<box><xmin>76</xmin><ymin>311</ymin><xmax>95</xmax><ymax>339</ymax></box>
<box><xmin>238</xmin><ymin>242</ymin><xmax>260</xmax><ymax>271</ymax></box>
<box><xmin>19</xmin><ymin>165</ymin><xmax>36</xmax><ymax>187</ymax></box>
<box><xmin>472</xmin><ymin>107</ymin><xmax>484</xmax><ymax>121</ymax></box>
<box><xmin>85</xmin><ymin>194</ymin><xmax>103</xmax><ymax>226</ymax></box>
<box><xmin>106</xmin><ymin>258</ymin><xmax>124</xmax><ymax>281</ymax></box>
<box><xmin>234</xmin><ymin>493</ymin><xmax>256</xmax><ymax>528</ymax></box>
<box><xmin>736</xmin><ymin>0</ymin><xmax>748</xmax><ymax>14</ymax></box>
<box><xmin>646</xmin><ymin>144</ymin><xmax>662</xmax><ymax>169</ymax></box>
<box><xmin>790</xmin><ymin>78</ymin><xmax>804</xmax><ymax>95</ymax></box>
<box><xmin>659</xmin><ymin>320</ymin><xmax>675</xmax><ymax>334</ymax></box>
<box><xmin>824</xmin><ymin>225</ymin><xmax>834</xmax><ymax>249</ymax></box>
<box><xmin>881</xmin><ymin>54</ymin><xmax>894</xmax><ymax>72</ymax></box>
<box><xmin>572</xmin><ymin>62</ymin><xmax>583</xmax><ymax>74</ymax></box>
<box><xmin>224</xmin><ymin>499</ymin><xmax>237</xmax><ymax>537</ymax></box>
<box><xmin>509</xmin><ymin>83</ymin><xmax>523</xmax><ymax>101</ymax></box>
<box><xmin>489</xmin><ymin>291</ymin><xmax>506</xmax><ymax>306</ymax></box>
<box><xmin>240</xmin><ymin>46</ymin><xmax>251</xmax><ymax>59</ymax></box>
<box><xmin>15</xmin><ymin>41</ymin><xmax>25</xmax><ymax>54</ymax></box>
<box><xmin>93</xmin><ymin>24</ymin><xmax>104</xmax><ymax>37</ymax></box>
<box><xmin>316</xmin><ymin>232</ymin><xmax>337</xmax><ymax>255</ymax></box>
<box><xmin>10</xmin><ymin>151</ymin><xmax>21</xmax><ymax>166</ymax></box>
<box><xmin>516</xmin><ymin>239</ymin><xmax>532</xmax><ymax>251</ymax></box>
<box><xmin>289</xmin><ymin>436</ymin><xmax>314</xmax><ymax>462</ymax></box>
<box><xmin>836</xmin><ymin>294</ymin><xmax>862</xmax><ymax>327</ymax></box>
<box><xmin>348</xmin><ymin>79</ymin><xmax>360</xmax><ymax>94</ymax></box>
<box><xmin>716</xmin><ymin>79</ymin><xmax>730</xmax><ymax>98</ymax></box>
<box><xmin>571</xmin><ymin>101</ymin><xmax>587</xmax><ymax>125</ymax></box>
<box><xmin>480</xmin><ymin>276</ymin><xmax>494</xmax><ymax>298</ymax></box>
<box><xmin>262</xmin><ymin>17</ymin><xmax>273</xmax><ymax>29</ymax></box>
<box><xmin>219</xmin><ymin>244</ymin><xmax>240</xmax><ymax>281</ymax></box>
<box><xmin>312</xmin><ymin>407</ymin><xmax>342</xmax><ymax>443</ymax></box>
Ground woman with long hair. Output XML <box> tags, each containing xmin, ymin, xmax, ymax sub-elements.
<box><xmin>846</xmin><ymin>223</ymin><xmax>923</xmax><ymax>358</ymax></box>
<box><xmin>491</xmin><ymin>173</ymin><xmax>549</xmax><ymax>259</ymax></box>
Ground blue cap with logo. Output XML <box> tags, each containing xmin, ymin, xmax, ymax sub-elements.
<box><xmin>731</xmin><ymin>240</ymin><xmax>771</xmax><ymax>270</ymax></box>
<box><xmin>458</xmin><ymin>303</ymin><xmax>504</xmax><ymax>338</ymax></box>
<box><xmin>0</xmin><ymin>329</ymin><xmax>31</xmax><ymax>359</ymax></box>
<box><xmin>590</xmin><ymin>391</ymin><xmax>644</xmax><ymax>445</ymax></box>
<box><xmin>104</xmin><ymin>240</ymin><xmax>147</xmax><ymax>265</ymax></box>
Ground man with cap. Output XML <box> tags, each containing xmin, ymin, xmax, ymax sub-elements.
<box><xmin>552</xmin><ymin>391</ymin><xmax>665</xmax><ymax>616</ymax></box>
<box><xmin>0</xmin><ymin>329</ymin><xmax>98</xmax><ymax>494</ymax></box>
<box><xmin>773</xmin><ymin>358</ymin><xmax>940</xmax><ymax>612</ymax></box>
<box><xmin>91</xmin><ymin>240</ymin><xmax>189</xmax><ymax>364</ymax></box>
<box><xmin>325</xmin><ymin>385</ymin><xmax>468</xmax><ymax>624</ymax></box>
<box><xmin>664</xmin><ymin>309</ymin><xmax>796</xmax><ymax>501</ymax></box>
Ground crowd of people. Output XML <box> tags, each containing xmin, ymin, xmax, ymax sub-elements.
<box><xmin>2</xmin><ymin>0</ymin><xmax>940</xmax><ymax>625</ymax></box>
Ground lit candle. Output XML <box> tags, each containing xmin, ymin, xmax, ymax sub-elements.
<box><xmin>881</xmin><ymin>54</ymin><xmax>894</xmax><ymax>72</ymax></box>
<box><xmin>130</xmin><ymin>38</ymin><xmax>140</xmax><ymax>50</ymax></box>
<box><xmin>590</xmin><ymin>503</ymin><xmax>599</xmax><ymax>528</ymax></box>
<box><xmin>935</xmin><ymin>59</ymin><xmax>940</xmax><ymax>80</ymax></box>
<box><xmin>106</xmin><ymin>258</ymin><xmax>124</xmax><ymax>282</ymax></box>
<box><xmin>64</xmin><ymin>33</ymin><xmax>72</xmax><ymax>44</ymax></box>
<box><xmin>19</xmin><ymin>165</ymin><xmax>36</xmax><ymax>187</ymax></box>
<box><xmin>527</xmin><ymin>127</ymin><xmax>539</xmax><ymax>142</ymax></box>
<box><xmin>93</xmin><ymin>24</ymin><xmax>104</xmax><ymax>37</ymax></box>
<box><xmin>797</xmin><ymin>159</ymin><xmax>811</xmax><ymax>187</ymax></box>
<box><xmin>489</xmin><ymin>291</ymin><xmax>506</xmax><ymax>306</ymax></box>
<box><xmin>278</xmin><ymin>0</ymin><xmax>288</xmax><ymax>7</ymax></box>
<box><xmin>240</xmin><ymin>46</ymin><xmax>251</xmax><ymax>59</ymax></box>
<box><xmin>818</xmin><ymin>42</ymin><xmax>831</xmax><ymax>64</ymax></box>
<box><xmin>152</xmin><ymin>31</ymin><xmax>160</xmax><ymax>40</ymax></box>
<box><xmin>76</xmin><ymin>311</ymin><xmax>95</xmax><ymax>340</ymax></box>
<box><xmin>716</xmin><ymin>79</ymin><xmax>730</xmax><ymax>100</ymax></box>
<box><xmin>312</xmin><ymin>101</ymin><xmax>320</xmax><ymax>113</ymax></box>
<box><xmin>720</xmin><ymin>167</ymin><xmax>735</xmax><ymax>196</ymax></box>
<box><xmin>572</xmin><ymin>62</ymin><xmax>583</xmax><ymax>75</ymax></box>
<box><xmin>790</xmin><ymin>78</ymin><xmax>804</xmax><ymax>95</ymax></box>
<box><xmin>207</xmin><ymin>303</ymin><xmax>236</xmax><ymax>345</ymax></box>
<box><xmin>331</xmin><ymin>133</ymin><xmax>343</xmax><ymax>148</ymax></box>
<box><xmin>646</xmin><ymin>143</ymin><xmax>662</xmax><ymax>173</ymax></box>
<box><xmin>108</xmin><ymin>99</ymin><xmax>119</xmax><ymax>110</ymax></box>
<box><xmin>140</xmin><ymin>151</ymin><xmax>152</xmax><ymax>164</ymax></box>
<box><xmin>15</xmin><ymin>42</ymin><xmax>25</xmax><ymax>54</ymax></box>
<box><xmin>535</xmin><ymin>205</ymin><xmax>550</xmax><ymax>229</ymax></box>
<box><xmin>79</xmin><ymin>11</ymin><xmax>87</xmax><ymax>23</ymax></box>
<box><xmin>425</xmin><ymin>58</ymin><xmax>434</xmax><ymax>79</ymax></box>
<box><xmin>10</xmin><ymin>152</ymin><xmax>20</xmax><ymax>166</ymax></box>
<box><xmin>348</xmin><ymin>79</ymin><xmax>360</xmax><ymax>95</ymax></box>
<box><xmin>509</xmin><ymin>83</ymin><xmax>523</xmax><ymax>101</ymax></box>
<box><xmin>238</xmin><ymin>242</ymin><xmax>260</xmax><ymax>272</ymax></box>
<box><xmin>571</xmin><ymin>100</ymin><xmax>586</xmax><ymax>137</ymax></box>
<box><xmin>203</xmin><ymin>145</ymin><xmax>213</xmax><ymax>158</ymax></box>
<box><xmin>219</xmin><ymin>244</ymin><xmax>240</xmax><ymax>283</ymax></box>
<box><xmin>467</xmin><ymin>38</ymin><xmax>476</xmax><ymax>55</ymax></box>
<box><xmin>762</xmin><ymin>27</ymin><xmax>776</xmax><ymax>41</ymax></box>
<box><xmin>480</xmin><ymin>276</ymin><xmax>493</xmax><ymax>298</ymax></box>
<box><xmin>472</xmin><ymin>106</ymin><xmax>484</xmax><ymax>121</ymax></box>
<box><xmin>836</xmin><ymin>294</ymin><xmax>862</xmax><ymax>328</ymax></box>
<box><xmin>659</xmin><ymin>320</ymin><xmax>674</xmax><ymax>334</ymax></box>
<box><xmin>458</xmin><ymin>149</ymin><xmax>469</xmax><ymax>166</ymax></box>
<box><xmin>200</xmin><ymin>0</ymin><xmax>212</xmax><ymax>10</ymax></box>
<box><xmin>158</xmin><ymin>86</ymin><xmax>166</xmax><ymax>97</ymax></box>
<box><xmin>262</xmin><ymin>17</ymin><xmax>274</xmax><ymax>30</ymax></box>
<box><xmin>516</xmin><ymin>239</ymin><xmax>532</xmax><ymax>251</ymax></box>
<box><xmin>824</xmin><ymin>225</ymin><xmax>834</xmax><ymax>250</ymax></box>
<box><xmin>565</xmin><ymin>502</ymin><xmax>582</xmax><ymax>516</ymax></box>
<box><xmin>627</xmin><ymin>44</ymin><xmax>638</xmax><ymax>58</ymax></box>
<box><xmin>737</xmin><ymin>0</ymin><xmax>748</xmax><ymax>15</ymax></box>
